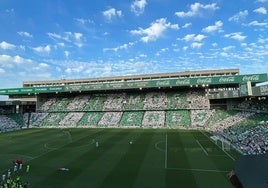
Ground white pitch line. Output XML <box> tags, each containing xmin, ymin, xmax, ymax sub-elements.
<box><xmin>199</xmin><ymin>130</ymin><xmax>235</xmax><ymax>161</ymax></box>
<box><xmin>196</xmin><ymin>140</ymin><xmax>208</xmax><ymax>156</ymax></box>
<box><xmin>165</xmin><ymin>133</ymin><xmax>168</xmax><ymax>169</ymax></box>
<box><xmin>167</xmin><ymin>167</ymin><xmax>230</xmax><ymax>173</ymax></box>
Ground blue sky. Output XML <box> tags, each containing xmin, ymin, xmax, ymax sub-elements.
<box><xmin>0</xmin><ymin>0</ymin><xmax>267</xmax><ymax>91</ymax></box>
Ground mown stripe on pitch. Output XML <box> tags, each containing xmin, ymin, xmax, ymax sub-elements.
<box><xmin>24</xmin><ymin>129</ymin><xmax>108</xmax><ymax>186</ymax></box>
<box><xmin>165</xmin><ymin>131</ymin><xmax>197</xmax><ymax>188</ymax></box>
<box><xmin>32</xmin><ymin>129</ymin><xmax>132</xmax><ymax>187</ymax></box>
<box><xmin>66</xmin><ymin>129</ymin><xmax>143</xmax><ymax>188</ymax></box>
<box><xmin>99</xmin><ymin>130</ymin><xmax>155</xmax><ymax>188</ymax></box>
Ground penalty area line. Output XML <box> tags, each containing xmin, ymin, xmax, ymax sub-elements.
<box><xmin>196</xmin><ymin>140</ymin><xmax>208</xmax><ymax>156</ymax></box>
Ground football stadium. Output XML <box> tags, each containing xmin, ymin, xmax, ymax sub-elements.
<box><xmin>0</xmin><ymin>68</ymin><xmax>268</xmax><ymax>187</ymax></box>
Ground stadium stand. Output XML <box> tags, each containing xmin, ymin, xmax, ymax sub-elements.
<box><xmin>0</xmin><ymin>69</ymin><xmax>268</xmax><ymax>157</ymax></box>
<box><xmin>30</xmin><ymin>91</ymin><xmax>213</xmax><ymax>128</ymax></box>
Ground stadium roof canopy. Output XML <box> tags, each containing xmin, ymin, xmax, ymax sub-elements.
<box><xmin>0</xmin><ymin>68</ymin><xmax>267</xmax><ymax>96</ymax></box>
<box><xmin>23</xmin><ymin>69</ymin><xmax>240</xmax><ymax>87</ymax></box>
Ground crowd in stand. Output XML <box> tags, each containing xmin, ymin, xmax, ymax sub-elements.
<box><xmin>165</xmin><ymin>110</ymin><xmax>191</xmax><ymax>127</ymax></box>
<box><xmin>0</xmin><ymin>115</ymin><xmax>21</xmax><ymax>132</ymax></box>
<box><xmin>224</xmin><ymin>124</ymin><xmax>268</xmax><ymax>155</ymax></box>
<box><xmin>66</xmin><ymin>96</ymin><xmax>89</xmax><ymax>111</ymax></box>
<box><xmin>37</xmin><ymin>91</ymin><xmax>211</xmax><ymax>113</ymax></box>
<box><xmin>58</xmin><ymin>112</ymin><xmax>85</xmax><ymax>127</ymax></box>
<box><xmin>123</xmin><ymin>94</ymin><xmax>144</xmax><ymax>110</ymax></box>
<box><xmin>187</xmin><ymin>91</ymin><xmax>210</xmax><ymax>109</ymax></box>
<box><xmin>119</xmin><ymin>112</ymin><xmax>143</xmax><ymax>127</ymax></box>
<box><xmin>98</xmin><ymin>112</ymin><xmax>123</xmax><ymax>127</ymax></box>
<box><xmin>205</xmin><ymin>111</ymin><xmax>268</xmax><ymax>155</ymax></box>
<box><xmin>207</xmin><ymin>112</ymin><xmax>254</xmax><ymax>133</ymax></box>
<box><xmin>38</xmin><ymin>98</ymin><xmax>56</xmax><ymax>112</ymax></box>
<box><xmin>24</xmin><ymin>113</ymin><xmax>48</xmax><ymax>127</ymax></box>
<box><xmin>142</xmin><ymin>111</ymin><xmax>165</xmax><ymax>127</ymax></box>
<box><xmin>232</xmin><ymin>98</ymin><xmax>268</xmax><ymax>112</ymax></box>
<box><xmin>103</xmin><ymin>94</ymin><xmax>125</xmax><ymax>111</ymax></box>
<box><xmin>191</xmin><ymin>109</ymin><xmax>215</xmax><ymax>127</ymax></box>
<box><xmin>143</xmin><ymin>92</ymin><xmax>167</xmax><ymax>110</ymax></box>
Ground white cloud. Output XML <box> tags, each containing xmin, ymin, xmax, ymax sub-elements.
<box><xmin>65</xmin><ymin>65</ymin><xmax>84</xmax><ymax>74</ymax></box>
<box><xmin>74</xmin><ymin>33</ymin><xmax>83</xmax><ymax>47</ymax></box>
<box><xmin>33</xmin><ymin>63</ymin><xmax>49</xmax><ymax>70</ymax></box>
<box><xmin>39</xmin><ymin>63</ymin><xmax>49</xmax><ymax>68</ymax></box>
<box><xmin>74</xmin><ymin>18</ymin><xmax>94</xmax><ymax>25</ymax></box>
<box><xmin>0</xmin><ymin>57</ymin><xmax>12</xmax><ymax>69</ymax></box>
<box><xmin>178</xmin><ymin>34</ymin><xmax>206</xmax><ymax>51</ymax></box>
<box><xmin>103</xmin><ymin>8</ymin><xmax>122</xmax><ymax>21</ymax></box>
<box><xmin>0</xmin><ymin>54</ymin><xmax>33</xmax><ymax>68</ymax></box>
<box><xmin>255</xmin><ymin>0</ymin><xmax>268</xmax><ymax>2</ymax></box>
<box><xmin>182</xmin><ymin>34</ymin><xmax>206</xmax><ymax>42</ymax></box>
<box><xmin>258</xmin><ymin>38</ymin><xmax>268</xmax><ymax>43</ymax></box>
<box><xmin>65</xmin><ymin>68</ymin><xmax>72</xmax><ymax>74</ymax></box>
<box><xmin>228</xmin><ymin>10</ymin><xmax>248</xmax><ymax>22</ymax></box>
<box><xmin>156</xmin><ymin>48</ymin><xmax>169</xmax><ymax>55</ymax></box>
<box><xmin>131</xmin><ymin>0</ymin><xmax>147</xmax><ymax>16</ymax></box>
<box><xmin>253</xmin><ymin>7</ymin><xmax>267</xmax><ymax>14</ymax></box>
<box><xmin>0</xmin><ymin>68</ymin><xmax>5</xmax><ymax>74</ymax></box>
<box><xmin>0</xmin><ymin>41</ymin><xmax>16</xmax><ymax>50</ymax></box>
<box><xmin>139</xmin><ymin>54</ymin><xmax>147</xmax><ymax>58</ymax></box>
<box><xmin>48</xmin><ymin>33</ymin><xmax>70</xmax><ymax>42</ymax></box>
<box><xmin>182</xmin><ymin>23</ymin><xmax>192</xmax><ymax>28</ymax></box>
<box><xmin>241</xmin><ymin>43</ymin><xmax>247</xmax><ymax>47</ymax></box>
<box><xmin>224</xmin><ymin>32</ymin><xmax>247</xmax><ymax>41</ymax></box>
<box><xmin>175</xmin><ymin>3</ymin><xmax>219</xmax><ymax>18</ymax></box>
<box><xmin>220</xmin><ymin>52</ymin><xmax>229</xmax><ymax>57</ymax></box>
<box><xmin>32</xmin><ymin>45</ymin><xmax>51</xmax><ymax>54</ymax></box>
<box><xmin>223</xmin><ymin>46</ymin><xmax>235</xmax><ymax>51</ymax></box>
<box><xmin>130</xmin><ymin>18</ymin><xmax>179</xmax><ymax>43</ymax></box>
<box><xmin>57</xmin><ymin>43</ymin><xmax>65</xmax><ymax>47</ymax></box>
<box><xmin>64</xmin><ymin>51</ymin><xmax>70</xmax><ymax>58</ymax></box>
<box><xmin>202</xmin><ymin>21</ymin><xmax>223</xmax><ymax>33</ymax></box>
<box><xmin>191</xmin><ymin>42</ymin><xmax>203</xmax><ymax>48</ymax></box>
<box><xmin>247</xmin><ymin>20</ymin><xmax>268</xmax><ymax>27</ymax></box>
<box><xmin>183</xmin><ymin>46</ymin><xmax>188</xmax><ymax>51</ymax></box>
<box><xmin>103</xmin><ymin>42</ymin><xmax>135</xmax><ymax>52</ymax></box>
<box><xmin>212</xmin><ymin>43</ymin><xmax>218</xmax><ymax>47</ymax></box>
<box><xmin>13</xmin><ymin>55</ymin><xmax>25</xmax><ymax>64</ymax></box>
<box><xmin>17</xmin><ymin>31</ymin><xmax>33</xmax><ymax>38</ymax></box>
<box><xmin>47</xmin><ymin>32</ymin><xmax>84</xmax><ymax>48</ymax></box>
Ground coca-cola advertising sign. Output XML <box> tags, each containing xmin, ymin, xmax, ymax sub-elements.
<box><xmin>219</xmin><ymin>76</ymin><xmax>235</xmax><ymax>83</ymax></box>
<box><xmin>175</xmin><ymin>78</ymin><xmax>190</xmax><ymax>85</ymax></box>
<box><xmin>242</xmin><ymin>75</ymin><xmax>260</xmax><ymax>82</ymax></box>
<box><xmin>196</xmin><ymin>78</ymin><xmax>212</xmax><ymax>84</ymax></box>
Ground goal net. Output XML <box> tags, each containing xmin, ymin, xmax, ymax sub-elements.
<box><xmin>210</xmin><ymin>135</ymin><xmax>231</xmax><ymax>151</ymax></box>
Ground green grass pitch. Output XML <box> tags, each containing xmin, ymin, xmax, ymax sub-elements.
<box><xmin>0</xmin><ymin>128</ymin><xmax>239</xmax><ymax>188</ymax></box>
